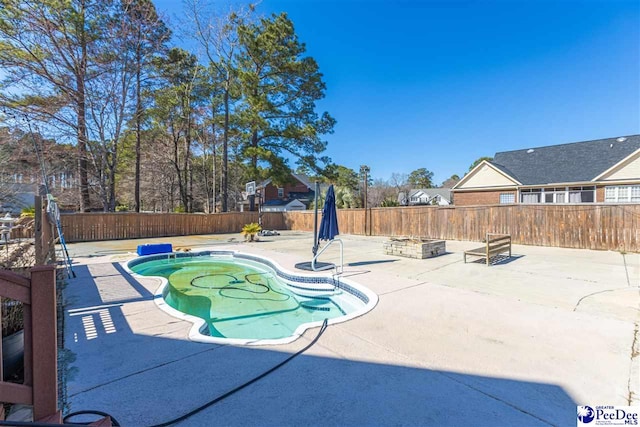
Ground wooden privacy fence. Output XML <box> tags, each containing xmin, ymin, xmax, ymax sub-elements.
<box><xmin>58</xmin><ymin>204</ymin><xmax>640</xmax><ymax>251</ymax></box>
<box><xmin>283</xmin><ymin>204</ymin><xmax>640</xmax><ymax>252</ymax></box>
<box><xmin>0</xmin><ymin>265</ymin><xmax>58</xmax><ymax>421</ymax></box>
<box><xmin>60</xmin><ymin>212</ymin><xmax>287</xmax><ymax>243</ymax></box>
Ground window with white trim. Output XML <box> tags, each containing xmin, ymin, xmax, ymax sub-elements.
<box><xmin>499</xmin><ymin>193</ymin><xmax>515</xmax><ymax>204</ymax></box>
<box><xmin>605</xmin><ymin>187</ymin><xmax>616</xmax><ymax>202</ymax></box>
<box><xmin>543</xmin><ymin>187</ymin><xmax>567</xmax><ymax>203</ymax></box>
<box><xmin>520</xmin><ymin>188</ymin><xmax>541</xmax><ymax>203</ymax></box>
<box><xmin>520</xmin><ymin>186</ymin><xmax>595</xmax><ymax>204</ymax></box>
<box><xmin>277</xmin><ymin>187</ymin><xmax>284</xmax><ymax>198</ymax></box>
<box><xmin>568</xmin><ymin>186</ymin><xmax>595</xmax><ymax>203</ymax></box>
<box><xmin>604</xmin><ymin>185</ymin><xmax>640</xmax><ymax>203</ymax></box>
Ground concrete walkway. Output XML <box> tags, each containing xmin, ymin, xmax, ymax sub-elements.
<box><xmin>63</xmin><ymin>232</ymin><xmax>639</xmax><ymax>426</ymax></box>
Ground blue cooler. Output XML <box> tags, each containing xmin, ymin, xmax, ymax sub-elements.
<box><xmin>137</xmin><ymin>243</ymin><xmax>173</xmax><ymax>256</ymax></box>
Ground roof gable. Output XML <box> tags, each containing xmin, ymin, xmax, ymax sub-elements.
<box><xmin>594</xmin><ymin>149</ymin><xmax>640</xmax><ymax>181</ymax></box>
<box><xmin>492</xmin><ymin>135</ymin><xmax>640</xmax><ymax>185</ymax></box>
<box><xmin>291</xmin><ymin>174</ymin><xmax>313</xmax><ymax>189</ymax></box>
<box><xmin>453</xmin><ymin>161</ymin><xmax>520</xmax><ymax>189</ymax></box>
<box><xmin>258</xmin><ymin>173</ymin><xmax>313</xmax><ymax>190</ymax></box>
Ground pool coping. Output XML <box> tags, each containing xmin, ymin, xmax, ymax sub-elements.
<box><xmin>122</xmin><ymin>249</ymin><xmax>379</xmax><ymax>346</ymax></box>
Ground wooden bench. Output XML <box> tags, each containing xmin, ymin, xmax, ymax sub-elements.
<box><xmin>463</xmin><ymin>233</ymin><xmax>511</xmax><ymax>266</ymax></box>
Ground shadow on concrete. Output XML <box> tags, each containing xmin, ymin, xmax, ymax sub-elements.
<box><xmin>66</xmin><ymin>264</ymin><xmax>157</xmax><ymax>307</ymax></box>
<box><xmin>294</xmin><ymin>261</ymin><xmax>335</xmax><ymax>271</ymax></box>
<box><xmin>63</xmin><ymin>261</ymin><xmax>575</xmax><ymax>427</ymax></box>
<box><xmin>347</xmin><ymin>259</ymin><xmax>399</xmax><ymax>267</ymax></box>
<box><xmin>111</xmin><ymin>262</ymin><xmax>158</xmax><ymax>298</ymax></box>
<box><xmin>467</xmin><ymin>254</ymin><xmax>525</xmax><ymax>266</ymax></box>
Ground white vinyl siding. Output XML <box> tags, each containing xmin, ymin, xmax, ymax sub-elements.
<box><xmin>599</xmin><ymin>152</ymin><xmax>640</xmax><ymax>181</ymax></box>
<box><xmin>456</xmin><ymin>163</ymin><xmax>519</xmax><ymax>189</ymax></box>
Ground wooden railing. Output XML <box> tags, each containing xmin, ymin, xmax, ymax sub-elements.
<box><xmin>0</xmin><ymin>266</ymin><xmax>58</xmax><ymax>421</ymax></box>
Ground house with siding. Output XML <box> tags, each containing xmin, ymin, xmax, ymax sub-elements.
<box><xmin>452</xmin><ymin>135</ymin><xmax>640</xmax><ymax>205</ymax></box>
<box><xmin>399</xmin><ymin>188</ymin><xmax>452</xmax><ymax>206</ymax></box>
<box><xmin>260</xmin><ymin>199</ymin><xmax>307</xmax><ymax>212</ymax></box>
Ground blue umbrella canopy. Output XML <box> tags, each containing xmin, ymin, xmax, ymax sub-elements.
<box><xmin>318</xmin><ymin>185</ymin><xmax>339</xmax><ymax>241</ymax></box>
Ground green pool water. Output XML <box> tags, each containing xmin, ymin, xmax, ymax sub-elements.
<box><xmin>131</xmin><ymin>257</ymin><xmax>358</xmax><ymax>341</ymax></box>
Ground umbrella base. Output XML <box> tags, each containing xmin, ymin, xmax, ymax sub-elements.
<box><xmin>294</xmin><ymin>261</ymin><xmax>335</xmax><ymax>271</ymax></box>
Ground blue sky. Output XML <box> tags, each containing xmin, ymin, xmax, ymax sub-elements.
<box><xmin>156</xmin><ymin>0</ymin><xmax>640</xmax><ymax>184</ymax></box>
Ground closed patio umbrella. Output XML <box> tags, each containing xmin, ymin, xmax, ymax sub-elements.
<box><xmin>296</xmin><ymin>184</ymin><xmax>343</xmax><ymax>272</ymax></box>
<box><xmin>318</xmin><ymin>185</ymin><xmax>339</xmax><ymax>241</ymax></box>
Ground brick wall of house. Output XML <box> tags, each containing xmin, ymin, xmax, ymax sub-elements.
<box><xmin>264</xmin><ymin>185</ymin><xmax>279</xmax><ymax>200</ymax></box>
<box><xmin>456</xmin><ymin>187</ymin><xmax>610</xmax><ymax>205</ymax></box>
<box><xmin>454</xmin><ymin>190</ymin><xmax>517</xmax><ymax>206</ymax></box>
<box><xmin>263</xmin><ymin>181</ymin><xmax>309</xmax><ymax>201</ymax></box>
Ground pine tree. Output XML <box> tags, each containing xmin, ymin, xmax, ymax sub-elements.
<box><xmin>236</xmin><ymin>13</ymin><xmax>335</xmax><ymax>209</ymax></box>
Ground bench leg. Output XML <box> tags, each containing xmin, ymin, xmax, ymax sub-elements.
<box><xmin>463</xmin><ymin>253</ymin><xmax>467</xmax><ymax>263</ymax></box>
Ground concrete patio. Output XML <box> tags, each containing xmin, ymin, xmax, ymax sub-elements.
<box><xmin>62</xmin><ymin>232</ymin><xmax>639</xmax><ymax>426</ymax></box>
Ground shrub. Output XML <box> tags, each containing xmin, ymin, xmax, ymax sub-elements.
<box><xmin>20</xmin><ymin>206</ymin><xmax>36</xmax><ymax>218</ymax></box>
<box><xmin>241</xmin><ymin>222</ymin><xmax>262</xmax><ymax>242</ymax></box>
<box><xmin>381</xmin><ymin>198</ymin><xmax>399</xmax><ymax>207</ymax></box>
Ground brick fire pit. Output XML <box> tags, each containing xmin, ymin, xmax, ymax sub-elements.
<box><xmin>383</xmin><ymin>238</ymin><xmax>446</xmax><ymax>259</ymax></box>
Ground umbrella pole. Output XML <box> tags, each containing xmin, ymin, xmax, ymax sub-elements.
<box><xmin>312</xmin><ymin>181</ymin><xmax>319</xmax><ymax>255</ymax></box>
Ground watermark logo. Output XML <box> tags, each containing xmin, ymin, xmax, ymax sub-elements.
<box><xmin>577</xmin><ymin>406</ymin><xmax>595</xmax><ymax>424</ymax></box>
<box><xmin>577</xmin><ymin>406</ymin><xmax>639</xmax><ymax>426</ymax></box>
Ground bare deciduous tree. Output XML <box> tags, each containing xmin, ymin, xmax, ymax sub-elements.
<box><xmin>0</xmin><ymin>0</ymin><xmax>116</xmax><ymax>211</ymax></box>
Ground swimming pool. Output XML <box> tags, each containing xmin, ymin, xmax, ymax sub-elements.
<box><xmin>126</xmin><ymin>250</ymin><xmax>377</xmax><ymax>345</ymax></box>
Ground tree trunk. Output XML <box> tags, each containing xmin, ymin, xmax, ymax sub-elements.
<box><xmin>173</xmin><ymin>133</ymin><xmax>187</xmax><ymax>211</ymax></box>
<box><xmin>249</xmin><ymin>129</ymin><xmax>258</xmax><ymax>211</ymax></box>
<box><xmin>184</xmin><ymin>118</ymin><xmax>192</xmax><ymax>212</ymax></box>
<box><xmin>108</xmin><ymin>153</ymin><xmax>117</xmax><ymax>212</ymax></box>
<box><xmin>210</xmin><ymin>118</ymin><xmax>217</xmax><ymax>213</ymax></box>
<box><xmin>134</xmin><ymin>41</ymin><xmax>142</xmax><ymax>212</ymax></box>
<box><xmin>222</xmin><ymin>85</ymin><xmax>229</xmax><ymax>212</ymax></box>
<box><xmin>77</xmin><ymin>0</ymin><xmax>91</xmax><ymax>212</ymax></box>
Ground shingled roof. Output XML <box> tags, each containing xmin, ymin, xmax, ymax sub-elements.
<box><xmin>491</xmin><ymin>135</ymin><xmax>640</xmax><ymax>185</ymax></box>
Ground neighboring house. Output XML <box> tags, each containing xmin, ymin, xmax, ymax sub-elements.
<box><xmin>261</xmin><ymin>199</ymin><xmax>307</xmax><ymax>212</ymax></box>
<box><xmin>0</xmin><ymin>183</ymin><xmax>37</xmax><ymax>215</ymax></box>
<box><xmin>257</xmin><ymin>173</ymin><xmax>315</xmax><ymax>206</ymax></box>
<box><xmin>452</xmin><ymin>135</ymin><xmax>640</xmax><ymax>205</ymax></box>
<box><xmin>399</xmin><ymin>188</ymin><xmax>452</xmax><ymax>206</ymax></box>
<box><xmin>238</xmin><ymin>173</ymin><xmax>317</xmax><ymax>211</ymax></box>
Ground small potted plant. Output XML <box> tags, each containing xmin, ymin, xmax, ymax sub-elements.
<box><xmin>241</xmin><ymin>223</ymin><xmax>262</xmax><ymax>242</ymax></box>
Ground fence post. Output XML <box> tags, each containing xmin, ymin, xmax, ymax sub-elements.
<box><xmin>29</xmin><ymin>265</ymin><xmax>57</xmax><ymax>420</ymax></box>
<box><xmin>34</xmin><ymin>196</ymin><xmax>44</xmax><ymax>265</ymax></box>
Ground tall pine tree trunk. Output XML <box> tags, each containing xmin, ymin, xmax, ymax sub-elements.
<box><xmin>134</xmin><ymin>42</ymin><xmax>142</xmax><ymax>212</ymax></box>
<box><xmin>248</xmin><ymin>129</ymin><xmax>258</xmax><ymax>211</ymax></box>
